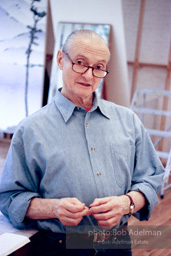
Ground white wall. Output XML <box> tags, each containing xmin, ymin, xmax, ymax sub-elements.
<box><xmin>50</xmin><ymin>0</ymin><xmax>130</xmax><ymax>107</ymax></box>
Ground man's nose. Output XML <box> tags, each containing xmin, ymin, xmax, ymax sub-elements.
<box><xmin>82</xmin><ymin>67</ymin><xmax>94</xmax><ymax>80</ymax></box>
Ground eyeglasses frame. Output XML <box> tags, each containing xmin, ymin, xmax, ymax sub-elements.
<box><xmin>62</xmin><ymin>50</ymin><xmax>109</xmax><ymax>78</ymax></box>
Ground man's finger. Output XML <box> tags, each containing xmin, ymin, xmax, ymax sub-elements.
<box><xmin>60</xmin><ymin>198</ymin><xmax>85</xmax><ymax>213</ymax></box>
<box><xmin>92</xmin><ymin>211</ymin><xmax>113</xmax><ymax>220</ymax></box>
<box><xmin>89</xmin><ymin>197</ymin><xmax>109</xmax><ymax>207</ymax></box>
<box><xmin>89</xmin><ymin>202</ymin><xmax>111</xmax><ymax>214</ymax></box>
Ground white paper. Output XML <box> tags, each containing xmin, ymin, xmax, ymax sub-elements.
<box><xmin>0</xmin><ymin>233</ymin><xmax>30</xmax><ymax>256</ymax></box>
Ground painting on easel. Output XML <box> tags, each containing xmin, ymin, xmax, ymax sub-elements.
<box><xmin>0</xmin><ymin>0</ymin><xmax>47</xmax><ymax>136</ymax></box>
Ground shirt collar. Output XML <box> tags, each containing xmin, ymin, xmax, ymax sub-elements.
<box><xmin>92</xmin><ymin>93</ymin><xmax>111</xmax><ymax>120</ymax></box>
<box><xmin>54</xmin><ymin>88</ymin><xmax>111</xmax><ymax>122</ymax></box>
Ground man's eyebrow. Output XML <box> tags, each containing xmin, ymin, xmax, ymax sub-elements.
<box><xmin>74</xmin><ymin>54</ymin><xmax>107</xmax><ymax>64</ymax></box>
<box><xmin>74</xmin><ymin>54</ymin><xmax>89</xmax><ymax>60</ymax></box>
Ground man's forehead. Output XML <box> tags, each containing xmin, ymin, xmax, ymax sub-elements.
<box><xmin>68</xmin><ymin>37</ymin><xmax>110</xmax><ymax>61</ymax></box>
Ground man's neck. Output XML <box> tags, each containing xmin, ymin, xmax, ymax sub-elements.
<box><xmin>61</xmin><ymin>88</ymin><xmax>93</xmax><ymax>109</ymax></box>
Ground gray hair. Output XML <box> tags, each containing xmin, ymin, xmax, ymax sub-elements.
<box><xmin>62</xmin><ymin>29</ymin><xmax>110</xmax><ymax>57</ymax></box>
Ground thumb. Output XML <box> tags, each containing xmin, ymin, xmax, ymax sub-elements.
<box><xmin>89</xmin><ymin>197</ymin><xmax>108</xmax><ymax>207</ymax></box>
<box><xmin>69</xmin><ymin>198</ymin><xmax>85</xmax><ymax>209</ymax></box>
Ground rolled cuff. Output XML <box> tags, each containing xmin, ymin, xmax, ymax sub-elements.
<box><xmin>8</xmin><ymin>192</ymin><xmax>40</xmax><ymax>228</ymax></box>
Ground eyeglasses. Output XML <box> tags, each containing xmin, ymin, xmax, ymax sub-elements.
<box><xmin>63</xmin><ymin>51</ymin><xmax>109</xmax><ymax>78</ymax></box>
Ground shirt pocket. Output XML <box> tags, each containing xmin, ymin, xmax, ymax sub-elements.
<box><xmin>110</xmin><ymin>143</ymin><xmax>135</xmax><ymax>189</ymax></box>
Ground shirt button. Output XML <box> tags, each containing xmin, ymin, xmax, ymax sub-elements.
<box><xmin>86</xmin><ymin>123</ymin><xmax>89</xmax><ymax>127</ymax></box>
<box><xmin>91</xmin><ymin>147</ymin><xmax>95</xmax><ymax>151</ymax></box>
<box><xmin>97</xmin><ymin>172</ymin><xmax>101</xmax><ymax>176</ymax></box>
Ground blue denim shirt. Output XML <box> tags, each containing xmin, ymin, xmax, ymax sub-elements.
<box><xmin>0</xmin><ymin>90</ymin><xmax>164</xmax><ymax>233</ymax></box>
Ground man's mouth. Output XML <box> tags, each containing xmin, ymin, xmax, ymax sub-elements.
<box><xmin>78</xmin><ymin>82</ymin><xmax>91</xmax><ymax>87</ymax></box>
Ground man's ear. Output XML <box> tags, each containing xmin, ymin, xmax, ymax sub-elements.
<box><xmin>57</xmin><ymin>50</ymin><xmax>64</xmax><ymax>70</ymax></box>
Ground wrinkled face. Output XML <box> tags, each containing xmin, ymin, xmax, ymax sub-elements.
<box><xmin>57</xmin><ymin>36</ymin><xmax>110</xmax><ymax>103</ymax></box>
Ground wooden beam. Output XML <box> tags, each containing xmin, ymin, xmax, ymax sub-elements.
<box><xmin>131</xmin><ymin>0</ymin><xmax>146</xmax><ymax>100</ymax></box>
<box><xmin>128</xmin><ymin>61</ymin><xmax>167</xmax><ymax>69</ymax></box>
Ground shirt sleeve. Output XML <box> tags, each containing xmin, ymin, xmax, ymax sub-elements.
<box><xmin>0</xmin><ymin>124</ymin><xmax>40</xmax><ymax>228</ymax></box>
<box><xmin>130</xmin><ymin>113</ymin><xmax>165</xmax><ymax>221</ymax></box>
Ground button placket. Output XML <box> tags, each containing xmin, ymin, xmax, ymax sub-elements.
<box><xmin>84</xmin><ymin>116</ymin><xmax>102</xmax><ymax>182</ymax></box>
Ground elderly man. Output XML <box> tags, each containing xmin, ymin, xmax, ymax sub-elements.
<box><xmin>0</xmin><ymin>30</ymin><xmax>164</xmax><ymax>256</ymax></box>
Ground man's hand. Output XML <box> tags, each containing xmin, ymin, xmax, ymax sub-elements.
<box><xmin>89</xmin><ymin>196</ymin><xmax>129</xmax><ymax>230</ymax></box>
<box><xmin>54</xmin><ymin>198</ymin><xmax>90</xmax><ymax>226</ymax></box>
<box><xmin>26</xmin><ymin>197</ymin><xmax>90</xmax><ymax>226</ymax></box>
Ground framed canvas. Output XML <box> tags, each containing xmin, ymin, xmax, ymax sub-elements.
<box><xmin>0</xmin><ymin>0</ymin><xmax>47</xmax><ymax>136</ymax></box>
<box><xmin>48</xmin><ymin>22</ymin><xmax>110</xmax><ymax>103</ymax></box>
